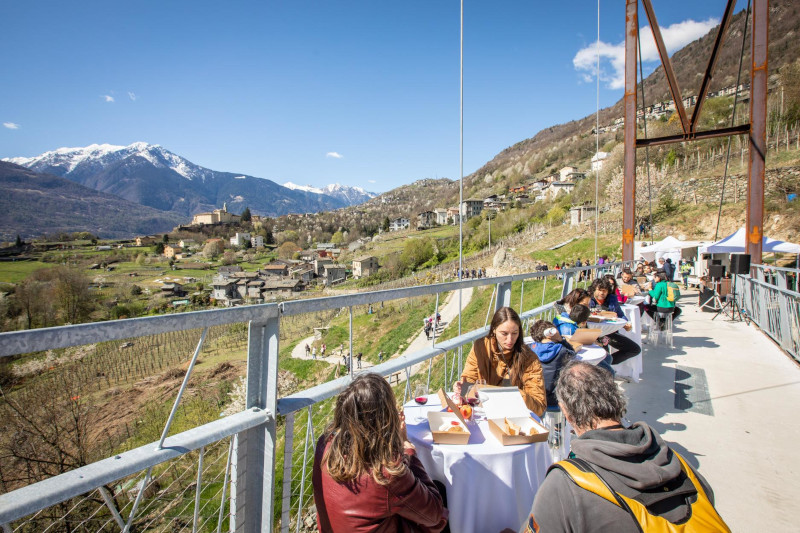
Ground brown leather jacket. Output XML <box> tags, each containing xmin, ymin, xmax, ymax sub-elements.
<box><xmin>313</xmin><ymin>436</ymin><xmax>448</xmax><ymax>533</ymax></box>
<box><xmin>461</xmin><ymin>336</ymin><xmax>547</xmax><ymax>417</ymax></box>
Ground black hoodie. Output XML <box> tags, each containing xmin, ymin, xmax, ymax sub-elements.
<box><xmin>526</xmin><ymin>422</ymin><xmax>715</xmax><ymax>532</ymax></box>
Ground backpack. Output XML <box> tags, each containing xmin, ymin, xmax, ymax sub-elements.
<box><xmin>666</xmin><ymin>282</ymin><xmax>681</xmax><ymax>303</ymax></box>
<box><xmin>551</xmin><ymin>453</ymin><xmax>730</xmax><ymax>532</ymax></box>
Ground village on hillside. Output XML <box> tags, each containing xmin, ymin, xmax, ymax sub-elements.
<box><xmin>126</xmin><ymin>162</ymin><xmax>602</xmax><ymax>308</ymax></box>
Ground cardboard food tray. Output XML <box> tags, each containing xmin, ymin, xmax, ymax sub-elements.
<box><xmin>427</xmin><ymin>389</ymin><xmax>471</xmax><ymax>444</ymax></box>
<box><xmin>566</xmin><ymin>328</ymin><xmax>602</xmax><ymax>349</ymax></box>
<box><xmin>488</xmin><ymin>417</ymin><xmax>548</xmax><ymax>445</ymax></box>
<box><xmin>619</xmin><ymin>283</ymin><xmax>637</xmax><ymax>297</ymax></box>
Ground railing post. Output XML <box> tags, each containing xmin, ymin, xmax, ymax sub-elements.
<box><xmin>237</xmin><ymin>313</ymin><xmax>280</xmax><ymax>532</ymax></box>
<box><xmin>560</xmin><ymin>271</ymin><xmax>575</xmax><ymax>300</ymax></box>
<box><xmin>495</xmin><ymin>280</ymin><xmax>512</xmax><ymax>312</ymax></box>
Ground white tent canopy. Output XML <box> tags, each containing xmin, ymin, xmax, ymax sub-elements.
<box><xmin>703</xmin><ymin>228</ymin><xmax>800</xmax><ymax>254</ymax></box>
<box><xmin>638</xmin><ymin>236</ymin><xmax>703</xmax><ymax>262</ymax></box>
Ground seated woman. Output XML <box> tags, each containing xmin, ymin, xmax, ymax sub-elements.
<box><xmin>313</xmin><ymin>373</ymin><xmax>448</xmax><ymax>533</ymax></box>
<box><xmin>589</xmin><ymin>278</ymin><xmax>640</xmax><ymax>366</ymax></box>
<box><xmin>527</xmin><ymin>320</ymin><xmax>575</xmax><ymax>409</ymax></box>
<box><xmin>604</xmin><ymin>273</ymin><xmax>627</xmax><ymax>304</ymax></box>
<box><xmin>458</xmin><ymin>306</ymin><xmax>547</xmax><ymax>417</ymax></box>
<box><xmin>553</xmin><ymin>288</ymin><xmax>591</xmax><ymax>329</ymax></box>
<box><xmin>646</xmin><ymin>270</ymin><xmax>682</xmax><ymax>323</ymax></box>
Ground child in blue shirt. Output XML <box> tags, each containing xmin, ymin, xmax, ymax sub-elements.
<box><xmin>528</xmin><ymin>320</ymin><xmax>575</xmax><ymax>408</ymax></box>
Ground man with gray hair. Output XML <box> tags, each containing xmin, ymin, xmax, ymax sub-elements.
<box><xmin>519</xmin><ymin>361</ymin><xmax>728</xmax><ymax>532</ymax></box>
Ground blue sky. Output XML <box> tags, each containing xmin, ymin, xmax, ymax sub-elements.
<box><xmin>1</xmin><ymin>1</ymin><xmax>744</xmax><ymax>192</ymax></box>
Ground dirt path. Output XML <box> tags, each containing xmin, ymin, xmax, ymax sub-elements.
<box><xmin>289</xmin><ymin>287</ymin><xmax>475</xmax><ymax>379</ymax></box>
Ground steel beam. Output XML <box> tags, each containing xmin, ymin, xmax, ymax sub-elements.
<box><xmin>635</xmin><ymin>124</ymin><xmax>750</xmax><ymax>148</ymax></box>
<box><xmin>641</xmin><ymin>0</ymin><xmax>689</xmax><ymax>135</ymax></box>
<box><xmin>690</xmin><ymin>0</ymin><xmax>737</xmax><ymax>132</ymax></box>
<box><xmin>747</xmin><ymin>0</ymin><xmax>768</xmax><ymax>264</ymax></box>
<box><xmin>622</xmin><ymin>0</ymin><xmax>638</xmax><ymax>261</ymax></box>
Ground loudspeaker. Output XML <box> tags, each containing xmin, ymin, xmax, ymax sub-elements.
<box><xmin>708</xmin><ymin>265</ymin><xmax>726</xmax><ymax>279</ymax></box>
<box><xmin>730</xmin><ymin>254</ymin><xmax>751</xmax><ymax>275</ymax></box>
<box><xmin>711</xmin><ymin>259</ymin><xmax>722</xmax><ymax>266</ymax></box>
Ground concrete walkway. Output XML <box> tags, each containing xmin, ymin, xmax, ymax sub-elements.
<box><xmin>621</xmin><ymin>293</ymin><xmax>800</xmax><ymax>531</ymax></box>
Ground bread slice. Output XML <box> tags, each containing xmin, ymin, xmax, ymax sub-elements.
<box><xmin>504</xmin><ymin>417</ymin><xmax>521</xmax><ymax>436</ymax></box>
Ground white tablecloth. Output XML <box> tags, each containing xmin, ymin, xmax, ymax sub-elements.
<box><xmin>404</xmin><ymin>396</ymin><xmax>552</xmax><ymax>533</ymax></box>
<box><xmin>575</xmin><ymin>344</ymin><xmax>607</xmax><ymax>365</ymax></box>
<box><xmin>614</xmin><ymin>303</ymin><xmax>643</xmax><ymax>382</ymax></box>
<box><xmin>590</xmin><ymin>317</ymin><xmax>627</xmax><ymax>336</ymax></box>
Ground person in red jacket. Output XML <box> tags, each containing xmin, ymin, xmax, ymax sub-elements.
<box><xmin>312</xmin><ymin>373</ymin><xmax>448</xmax><ymax>533</ymax></box>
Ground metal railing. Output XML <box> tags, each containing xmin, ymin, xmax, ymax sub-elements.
<box><xmin>750</xmin><ymin>263</ymin><xmax>799</xmax><ymax>293</ymax></box>
<box><xmin>735</xmin><ymin>264</ymin><xmax>800</xmax><ymax>362</ymax></box>
<box><xmin>0</xmin><ymin>263</ymin><xmax>629</xmax><ymax>532</ymax></box>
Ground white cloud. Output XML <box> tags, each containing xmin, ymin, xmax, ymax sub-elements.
<box><xmin>128</xmin><ymin>92</ymin><xmax>137</xmax><ymax>101</ymax></box>
<box><xmin>368</xmin><ymin>180</ymin><xmax>376</xmax><ymax>184</ymax></box>
<box><xmin>103</xmin><ymin>95</ymin><xmax>115</xmax><ymax>103</ymax></box>
<box><xmin>326</xmin><ymin>152</ymin><xmax>343</xmax><ymax>159</ymax></box>
<box><xmin>3</xmin><ymin>122</ymin><xmax>20</xmax><ymax>130</ymax></box>
<box><xmin>573</xmin><ymin>17</ymin><xmax>719</xmax><ymax>90</ymax></box>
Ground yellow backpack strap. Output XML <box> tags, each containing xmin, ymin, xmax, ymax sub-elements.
<box><xmin>550</xmin><ymin>459</ymin><xmax>637</xmax><ymax>515</ymax></box>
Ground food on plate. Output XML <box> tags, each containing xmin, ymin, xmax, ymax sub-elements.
<box><xmin>459</xmin><ymin>404</ymin><xmax>473</xmax><ymax>420</ymax></box>
<box><xmin>503</xmin><ymin>417</ymin><xmax>525</xmax><ymax>436</ymax></box>
<box><xmin>439</xmin><ymin>420</ymin><xmax>466</xmax><ymax>433</ymax></box>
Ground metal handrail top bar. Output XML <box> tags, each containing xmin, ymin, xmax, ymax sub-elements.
<box><xmin>0</xmin><ymin>407</ymin><xmax>268</xmax><ymax>526</ymax></box>
<box><xmin>751</xmin><ymin>263</ymin><xmax>800</xmax><ymax>274</ymax></box>
<box><xmin>0</xmin><ymin>263</ymin><xmax>626</xmax><ymax>358</ymax></box>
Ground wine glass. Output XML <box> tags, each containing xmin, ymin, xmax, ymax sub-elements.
<box><xmin>472</xmin><ymin>379</ymin><xmax>487</xmax><ymax>419</ymax></box>
<box><xmin>414</xmin><ymin>384</ymin><xmax>428</xmax><ymax>405</ymax></box>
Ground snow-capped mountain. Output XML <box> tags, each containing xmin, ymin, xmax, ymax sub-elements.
<box><xmin>283</xmin><ymin>182</ymin><xmax>377</xmax><ymax>205</ymax></box>
<box><xmin>3</xmin><ymin>143</ymin><xmax>367</xmax><ymax>217</ymax></box>
<box><xmin>6</xmin><ymin>142</ymin><xmax>213</xmax><ymax>182</ymax></box>
<box><xmin>283</xmin><ymin>182</ymin><xmax>325</xmax><ymax>195</ymax></box>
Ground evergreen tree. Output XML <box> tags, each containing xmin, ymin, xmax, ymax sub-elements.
<box><xmin>15</xmin><ymin>235</ymin><xmax>22</xmax><ymax>247</ymax></box>
<box><xmin>240</xmin><ymin>207</ymin><xmax>251</xmax><ymax>222</ymax></box>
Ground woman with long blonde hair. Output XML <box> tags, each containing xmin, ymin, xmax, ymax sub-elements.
<box><xmin>312</xmin><ymin>373</ymin><xmax>448</xmax><ymax>533</ymax></box>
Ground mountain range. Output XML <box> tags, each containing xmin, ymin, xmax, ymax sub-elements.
<box><xmin>4</xmin><ymin>143</ymin><xmax>375</xmax><ymax>218</ymax></box>
<box><xmin>0</xmin><ymin>161</ymin><xmax>185</xmax><ymax>241</ymax></box>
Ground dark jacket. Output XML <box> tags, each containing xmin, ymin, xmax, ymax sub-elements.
<box><xmin>590</xmin><ymin>293</ymin><xmax>627</xmax><ymax>319</ymax></box>
<box><xmin>662</xmin><ymin>260</ymin><xmax>675</xmax><ymax>281</ymax></box>
<box><xmin>313</xmin><ymin>436</ymin><xmax>448</xmax><ymax>533</ymax></box>
<box><xmin>524</xmin><ymin>423</ymin><xmax>716</xmax><ymax>533</ymax></box>
<box><xmin>528</xmin><ymin>340</ymin><xmax>575</xmax><ymax>407</ymax></box>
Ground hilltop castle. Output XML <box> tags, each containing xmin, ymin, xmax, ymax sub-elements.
<box><xmin>190</xmin><ymin>203</ymin><xmax>241</xmax><ymax>226</ymax></box>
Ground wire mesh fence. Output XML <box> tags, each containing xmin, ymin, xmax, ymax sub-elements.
<box><xmin>5</xmin><ymin>436</ymin><xmax>234</xmax><ymax>533</ymax></box>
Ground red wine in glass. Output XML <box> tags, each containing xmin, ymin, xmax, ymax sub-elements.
<box><xmin>466</xmin><ymin>397</ymin><xmax>479</xmax><ymax>406</ymax></box>
<box><xmin>414</xmin><ymin>396</ymin><xmax>428</xmax><ymax>405</ymax></box>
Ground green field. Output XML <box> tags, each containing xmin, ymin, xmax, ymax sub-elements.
<box><xmin>0</xmin><ymin>261</ymin><xmax>52</xmax><ymax>283</ymax></box>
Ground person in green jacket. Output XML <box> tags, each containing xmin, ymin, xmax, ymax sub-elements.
<box><xmin>646</xmin><ymin>270</ymin><xmax>682</xmax><ymax>323</ymax></box>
